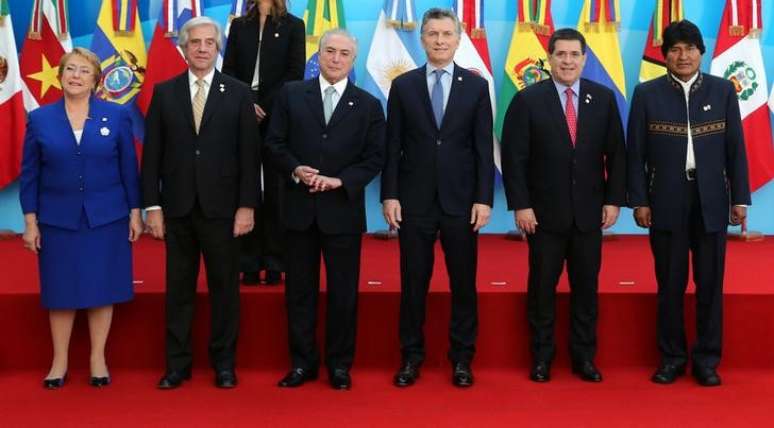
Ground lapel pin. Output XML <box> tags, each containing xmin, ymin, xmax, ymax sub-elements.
<box><xmin>348</xmin><ymin>101</ymin><xmax>354</xmax><ymax>106</ymax></box>
<box><xmin>585</xmin><ymin>99</ymin><xmax>590</xmax><ymax>104</ymax></box>
<box><xmin>457</xmin><ymin>76</ymin><xmax>462</xmax><ymax>82</ymax></box>
<box><xmin>274</xmin><ymin>33</ymin><xmax>279</xmax><ymax>38</ymax></box>
<box><xmin>101</xmin><ymin>117</ymin><xmax>108</xmax><ymax>122</ymax></box>
<box><xmin>219</xmin><ymin>83</ymin><xmax>225</xmax><ymax>93</ymax></box>
<box><xmin>100</xmin><ymin>127</ymin><xmax>110</xmax><ymax>137</ymax></box>
<box><xmin>703</xmin><ymin>104</ymin><xmax>711</xmax><ymax>111</ymax></box>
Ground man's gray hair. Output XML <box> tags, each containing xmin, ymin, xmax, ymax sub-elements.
<box><xmin>420</xmin><ymin>8</ymin><xmax>462</xmax><ymax>35</ymax></box>
<box><xmin>177</xmin><ymin>16</ymin><xmax>223</xmax><ymax>52</ymax></box>
<box><xmin>318</xmin><ymin>28</ymin><xmax>358</xmax><ymax>57</ymax></box>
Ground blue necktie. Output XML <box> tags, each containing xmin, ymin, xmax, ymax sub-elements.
<box><xmin>431</xmin><ymin>69</ymin><xmax>445</xmax><ymax>129</ymax></box>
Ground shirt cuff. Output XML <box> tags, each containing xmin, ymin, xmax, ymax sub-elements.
<box><xmin>145</xmin><ymin>206</ymin><xmax>162</xmax><ymax>211</ymax></box>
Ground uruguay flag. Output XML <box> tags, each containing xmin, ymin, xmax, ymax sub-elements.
<box><xmin>577</xmin><ymin>0</ymin><xmax>627</xmax><ymax>122</ymax></box>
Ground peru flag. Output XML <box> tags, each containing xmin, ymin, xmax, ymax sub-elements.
<box><xmin>0</xmin><ymin>1</ymin><xmax>28</xmax><ymax>187</ymax></box>
<box><xmin>710</xmin><ymin>0</ymin><xmax>774</xmax><ymax>191</ymax></box>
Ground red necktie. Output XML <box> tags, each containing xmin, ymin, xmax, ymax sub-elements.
<box><xmin>565</xmin><ymin>87</ymin><xmax>577</xmax><ymax>146</ymax></box>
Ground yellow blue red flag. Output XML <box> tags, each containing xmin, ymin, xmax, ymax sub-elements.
<box><xmin>577</xmin><ymin>0</ymin><xmax>627</xmax><ymax>120</ymax></box>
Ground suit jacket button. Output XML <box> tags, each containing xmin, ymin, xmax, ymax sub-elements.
<box><xmin>322</xmin><ymin>134</ymin><xmax>328</xmax><ymax>139</ymax></box>
<box><xmin>436</xmin><ymin>139</ymin><xmax>442</xmax><ymax>146</ymax></box>
<box><xmin>76</xmin><ymin>151</ymin><xmax>81</xmax><ymax>156</ymax></box>
<box><xmin>79</xmin><ymin>187</ymin><xmax>84</xmax><ymax>191</ymax></box>
<box><xmin>195</xmin><ymin>149</ymin><xmax>201</xmax><ymax>156</ymax></box>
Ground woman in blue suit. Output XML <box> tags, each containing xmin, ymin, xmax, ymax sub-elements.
<box><xmin>19</xmin><ymin>48</ymin><xmax>143</xmax><ymax>389</ymax></box>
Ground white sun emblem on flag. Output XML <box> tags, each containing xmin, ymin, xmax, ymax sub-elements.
<box><xmin>380</xmin><ymin>59</ymin><xmax>413</xmax><ymax>90</ymax></box>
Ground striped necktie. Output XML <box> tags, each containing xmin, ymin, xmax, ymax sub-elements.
<box><xmin>192</xmin><ymin>79</ymin><xmax>206</xmax><ymax>134</ymax></box>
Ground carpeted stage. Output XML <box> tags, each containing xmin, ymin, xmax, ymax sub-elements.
<box><xmin>1</xmin><ymin>234</ymin><xmax>773</xmax><ymax>427</ymax></box>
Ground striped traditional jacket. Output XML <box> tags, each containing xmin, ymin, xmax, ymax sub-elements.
<box><xmin>627</xmin><ymin>73</ymin><xmax>751</xmax><ymax>233</ymax></box>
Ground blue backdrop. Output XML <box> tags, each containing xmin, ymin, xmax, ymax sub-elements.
<box><xmin>3</xmin><ymin>0</ymin><xmax>774</xmax><ymax>234</ymax></box>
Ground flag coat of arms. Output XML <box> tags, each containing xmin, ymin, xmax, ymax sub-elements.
<box><xmin>19</xmin><ymin>0</ymin><xmax>72</xmax><ymax>109</ymax></box>
<box><xmin>0</xmin><ymin>0</ymin><xmax>29</xmax><ymax>187</ymax></box>
<box><xmin>135</xmin><ymin>0</ymin><xmax>202</xmax><ymax>115</ymax></box>
<box><xmin>639</xmin><ymin>0</ymin><xmax>683</xmax><ymax>82</ymax></box>
<box><xmin>494</xmin><ymin>0</ymin><xmax>554</xmax><ymax>141</ymax></box>
<box><xmin>710</xmin><ymin>0</ymin><xmax>774</xmax><ymax>191</ymax></box>
<box><xmin>452</xmin><ymin>0</ymin><xmax>499</xmax><ymax>170</ymax></box>
<box><xmin>577</xmin><ymin>0</ymin><xmax>627</xmax><ymax>121</ymax></box>
<box><xmin>91</xmin><ymin>0</ymin><xmax>147</xmax><ymax>141</ymax></box>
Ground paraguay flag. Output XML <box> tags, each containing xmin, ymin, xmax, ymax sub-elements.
<box><xmin>90</xmin><ymin>0</ymin><xmax>147</xmax><ymax>141</ymax></box>
<box><xmin>577</xmin><ymin>0</ymin><xmax>627</xmax><ymax>122</ymax></box>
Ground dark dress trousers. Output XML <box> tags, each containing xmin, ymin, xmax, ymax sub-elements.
<box><xmin>627</xmin><ymin>73</ymin><xmax>751</xmax><ymax>370</ymax></box>
<box><xmin>501</xmin><ymin>78</ymin><xmax>626</xmax><ymax>364</ymax></box>
<box><xmin>381</xmin><ymin>64</ymin><xmax>494</xmax><ymax>365</ymax></box>
<box><xmin>264</xmin><ymin>78</ymin><xmax>385</xmax><ymax>371</ymax></box>
<box><xmin>141</xmin><ymin>70</ymin><xmax>260</xmax><ymax>373</ymax></box>
<box><xmin>222</xmin><ymin>12</ymin><xmax>305</xmax><ymax>275</ymax></box>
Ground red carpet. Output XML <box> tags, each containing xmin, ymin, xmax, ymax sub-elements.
<box><xmin>1</xmin><ymin>235</ymin><xmax>773</xmax><ymax>426</ymax></box>
<box><xmin>0</xmin><ymin>368</ymin><xmax>772</xmax><ymax>427</ymax></box>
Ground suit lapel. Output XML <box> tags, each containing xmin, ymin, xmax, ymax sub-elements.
<box><xmin>244</xmin><ymin>15</ymin><xmax>260</xmax><ymax>77</ymax></box>
<box><xmin>199</xmin><ymin>70</ymin><xmax>225</xmax><ymax>131</ymax></box>
<box><xmin>575</xmin><ymin>79</ymin><xmax>590</xmax><ymax>148</ymax></box>
<box><xmin>303</xmin><ymin>78</ymin><xmax>326</xmax><ymax>128</ymax></box>
<box><xmin>414</xmin><ymin>65</ymin><xmax>438</xmax><ymax>130</ymax></box>
<box><xmin>80</xmin><ymin>97</ymin><xmax>100</xmax><ymax>147</ymax></box>
<box><xmin>440</xmin><ymin>64</ymin><xmax>463</xmax><ymax>131</ymax></box>
<box><xmin>174</xmin><ymin>73</ymin><xmax>196</xmax><ymax>133</ymax></box>
<box><xmin>53</xmin><ymin>99</ymin><xmax>79</xmax><ymax>149</ymax></box>
<box><xmin>326</xmin><ymin>81</ymin><xmax>358</xmax><ymax>129</ymax></box>
<box><xmin>543</xmin><ymin>80</ymin><xmax>573</xmax><ymax>149</ymax></box>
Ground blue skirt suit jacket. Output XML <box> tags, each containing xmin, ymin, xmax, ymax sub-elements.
<box><xmin>19</xmin><ymin>97</ymin><xmax>141</xmax><ymax>309</ymax></box>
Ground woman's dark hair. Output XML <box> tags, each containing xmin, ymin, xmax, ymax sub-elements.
<box><xmin>661</xmin><ymin>20</ymin><xmax>706</xmax><ymax>57</ymax></box>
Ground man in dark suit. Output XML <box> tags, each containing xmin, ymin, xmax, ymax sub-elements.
<box><xmin>501</xmin><ymin>28</ymin><xmax>626</xmax><ymax>383</ymax></box>
<box><xmin>382</xmin><ymin>8</ymin><xmax>494</xmax><ymax>388</ymax></box>
<box><xmin>264</xmin><ymin>29</ymin><xmax>385</xmax><ymax>390</ymax></box>
<box><xmin>141</xmin><ymin>16</ymin><xmax>259</xmax><ymax>389</ymax></box>
<box><xmin>627</xmin><ymin>20</ymin><xmax>750</xmax><ymax>387</ymax></box>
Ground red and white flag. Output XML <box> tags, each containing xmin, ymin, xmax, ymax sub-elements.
<box><xmin>710</xmin><ymin>0</ymin><xmax>774</xmax><ymax>191</ymax></box>
<box><xmin>135</xmin><ymin>0</ymin><xmax>202</xmax><ymax>114</ymax></box>
<box><xmin>0</xmin><ymin>0</ymin><xmax>29</xmax><ymax>187</ymax></box>
<box><xmin>19</xmin><ymin>0</ymin><xmax>72</xmax><ymax>110</ymax></box>
<box><xmin>452</xmin><ymin>0</ymin><xmax>499</xmax><ymax>170</ymax></box>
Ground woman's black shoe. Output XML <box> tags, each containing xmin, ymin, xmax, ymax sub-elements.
<box><xmin>43</xmin><ymin>373</ymin><xmax>67</xmax><ymax>389</ymax></box>
<box><xmin>89</xmin><ymin>375</ymin><xmax>111</xmax><ymax>387</ymax></box>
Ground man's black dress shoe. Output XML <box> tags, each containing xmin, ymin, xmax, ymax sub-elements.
<box><xmin>393</xmin><ymin>362</ymin><xmax>420</xmax><ymax>387</ymax></box>
<box><xmin>157</xmin><ymin>370</ymin><xmax>191</xmax><ymax>389</ymax></box>
<box><xmin>452</xmin><ymin>362</ymin><xmax>474</xmax><ymax>387</ymax></box>
<box><xmin>572</xmin><ymin>361</ymin><xmax>602</xmax><ymax>382</ymax></box>
<box><xmin>242</xmin><ymin>271</ymin><xmax>261</xmax><ymax>285</ymax></box>
<box><xmin>43</xmin><ymin>373</ymin><xmax>67</xmax><ymax>389</ymax></box>
<box><xmin>215</xmin><ymin>370</ymin><xmax>238</xmax><ymax>388</ymax></box>
<box><xmin>89</xmin><ymin>375</ymin><xmax>111</xmax><ymax>387</ymax></box>
<box><xmin>278</xmin><ymin>368</ymin><xmax>318</xmax><ymax>387</ymax></box>
<box><xmin>651</xmin><ymin>363</ymin><xmax>686</xmax><ymax>384</ymax></box>
<box><xmin>692</xmin><ymin>366</ymin><xmax>721</xmax><ymax>387</ymax></box>
<box><xmin>329</xmin><ymin>368</ymin><xmax>351</xmax><ymax>390</ymax></box>
<box><xmin>530</xmin><ymin>361</ymin><xmax>551</xmax><ymax>382</ymax></box>
<box><xmin>264</xmin><ymin>270</ymin><xmax>282</xmax><ymax>285</ymax></box>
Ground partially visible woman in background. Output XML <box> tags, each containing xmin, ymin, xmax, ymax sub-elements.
<box><xmin>223</xmin><ymin>0</ymin><xmax>305</xmax><ymax>286</ymax></box>
<box><xmin>19</xmin><ymin>47</ymin><xmax>142</xmax><ymax>389</ymax></box>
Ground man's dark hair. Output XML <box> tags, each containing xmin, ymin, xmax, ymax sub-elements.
<box><xmin>661</xmin><ymin>20</ymin><xmax>706</xmax><ymax>57</ymax></box>
<box><xmin>548</xmin><ymin>28</ymin><xmax>587</xmax><ymax>55</ymax></box>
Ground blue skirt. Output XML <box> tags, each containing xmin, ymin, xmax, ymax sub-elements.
<box><xmin>38</xmin><ymin>214</ymin><xmax>134</xmax><ymax>310</ymax></box>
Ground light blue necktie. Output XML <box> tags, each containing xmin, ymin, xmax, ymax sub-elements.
<box><xmin>323</xmin><ymin>86</ymin><xmax>336</xmax><ymax>125</ymax></box>
<box><xmin>431</xmin><ymin>69</ymin><xmax>445</xmax><ymax>129</ymax></box>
